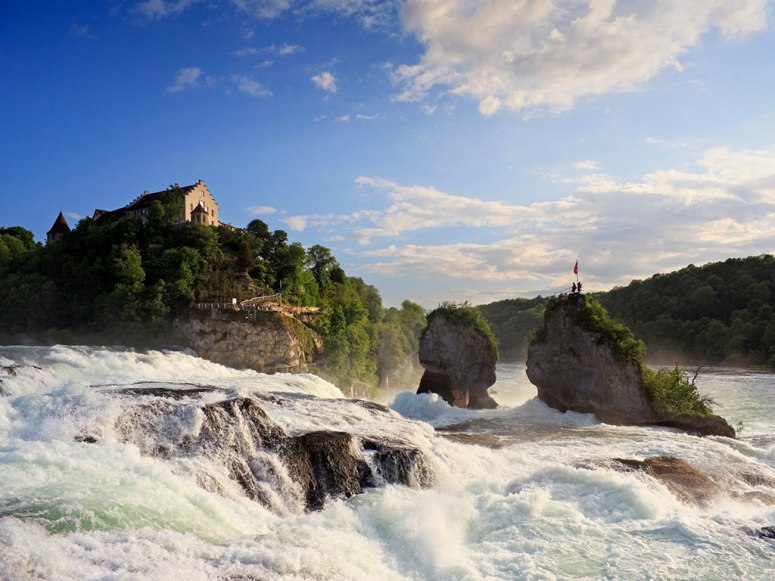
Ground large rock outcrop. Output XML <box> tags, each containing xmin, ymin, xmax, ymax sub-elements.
<box><xmin>527</xmin><ymin>294</ymin><xmax>654</xmax><ymax>424</ymax></box>
<box><xmin>526</xmin><ymin>294</ymin><xmax>735</xmax><ymax>437</ymax></box>
<box><xmin>416</xmin><ymin>306</ymin><xmax>498</xmax><ymax>409</ymax></box>
<box><xmin>172</xmin><ymin>308</ymin><xmax>320</xmax><ymax>373</ymax></box>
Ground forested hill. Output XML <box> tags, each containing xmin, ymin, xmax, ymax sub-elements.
<box><xmin>599</xmin><ymin>256</ymin><xmax>775</xmax><ymax>367</ymax></box>
<box><xmin>478</xmin><ymin>255</ymin><xmax>775</xmax><ymax>368</ymax></box>
<box><xmin>0</xmin><ymin>198</ymin><xmax>426</xmax><ymax>391</ymax></box>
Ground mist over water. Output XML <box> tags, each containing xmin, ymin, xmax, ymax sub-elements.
<box><xmin>1</xmin><ymin>348</ymin><xmax>773</xmax><ymax>580</ymax></box>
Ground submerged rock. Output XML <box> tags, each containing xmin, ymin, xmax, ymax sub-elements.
<box><xmin>610</xmin><ymin>456</ymin><xmax>720</xmax><ymax>506</ymax></box>
<box><xmin>757</xmin><ymin>526</ymin><xmax>775</xmax><ymax>539</ymax></box>
<box><xmin>113</xmin><ymin>389</ymin><xmax>434</xmax><ymax>513</ymax></box>
<box><xmin>416</xmin><ymin>305</ymin><xmax>498</xmax><ymax>409</ymax></box>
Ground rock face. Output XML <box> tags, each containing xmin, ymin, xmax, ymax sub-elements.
<box><xmin>110</xmin><ymin>389</ymin><xmax>435</xmax><ymax>513</ymax></box>
<box><xmin>526</xmin><ymin>295</ymin><xmax>735</xmax><ymax>437</ymax></box>
<box><xmin>416</xmin><ymin>310</ymin><xmax>498</xmax><ymax>409</ymax></box>
<box><xmin>652</xmin><ymin>414</ymin><xmax>736</xmax><ymax>439</ymax></box>
<box><xmin>172</xmin><ymin>308</ymin><xmax>320</xmax><ymax>374</ymax></box>
<box><xmin>611</xmin><ymin>456</ymin><xmax>720</xmax><ymax>506</ymax></box>
<box><xmin>526</xmin><ymin>295</ymin><xmax>655</xmax><ymax>425</ymax></box>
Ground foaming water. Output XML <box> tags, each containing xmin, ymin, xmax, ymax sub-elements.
<box><xmin>1</xmin><ymin>348</ymin><xmax>773</xmax><ymax>580</ymax></box>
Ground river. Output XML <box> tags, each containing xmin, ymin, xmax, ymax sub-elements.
<box><xmin>0</xmin><ymin>347</ymin><xmax>772</xmax><ymax>580</ymax></box>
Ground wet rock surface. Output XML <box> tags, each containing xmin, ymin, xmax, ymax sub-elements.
<box><xmin>610</xmin><ymin>456</ymin><xmax>720</xmax><ymax>506</ymax></box>
<box><xmin>651</xmin><ymin>414</ymin><xmax>736</xmax><ymax>438</ymax></box>
<box><xmin>107</xmin><ymin>388</ymin><xmax>434</xmax><ymax>513</ymax></box>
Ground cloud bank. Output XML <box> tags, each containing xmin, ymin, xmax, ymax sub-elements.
<box><xmin>394</xmin><ymin>0</ymin><xmax>769</xmax><ymax>115</ymax></box>
<box><xmin>286</xmin><ymin>145</ymin><xmax>775</xmax><ymax>293</ymax></box>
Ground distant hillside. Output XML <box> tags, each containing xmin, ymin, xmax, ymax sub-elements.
<box><xmin>478</xmin><ymin>255</ymin><xmax>775</xmax><ymax>367</ymax></box>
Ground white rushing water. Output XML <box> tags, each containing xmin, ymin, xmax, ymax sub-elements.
<box><xmin>0</xmin><ymin>347</ymin><xmax>773</xmax><ymax>580</ymax></box>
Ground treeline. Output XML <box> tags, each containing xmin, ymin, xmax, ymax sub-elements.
<box><xmin>0</xmin><ymin>192</ymin><xmax>425</xmax><ymax>390</ymax></box>
<box><xmin>478</xmin><ymin>255</ymin><xmax>775</xmax><ymax>368</ymax></box>
<box><xmin>599</xmin><ymin>256</ymin><xmax>775</xmax><ymax>367</ymax></box>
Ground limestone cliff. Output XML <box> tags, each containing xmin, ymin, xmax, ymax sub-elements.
<box><xmin>172</xmin><ymin>308</ymin><xmax>321</xmax><ymax>374</ymax></box>
<box><xmin>416</xmin><ymin>305</ymin><xmax>498</xmax><ymax>409</ymax></box>
<box><xmin>526</xmin><ymin>294</ymin><xmax>735</xmax><ymax>437</ymax></box>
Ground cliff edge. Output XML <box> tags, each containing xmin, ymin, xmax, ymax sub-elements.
<box><xmin>173</xmin><ymin>308</ymin><xmax>321</xmax><ymax>374</ymax></box>
<box><xmin>526</xmin><ymin>294</ymin><xmax>735</xmax><ymax>437</ymax></box>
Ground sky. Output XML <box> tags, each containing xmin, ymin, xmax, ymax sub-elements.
<box><xmin>2</xmin><ymin>1</ymin><xmax>775</xmax><ymax>308</ymax></box>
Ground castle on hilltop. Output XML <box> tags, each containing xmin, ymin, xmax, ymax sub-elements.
<box><xmin>47</xmin><ymin>180</ymin><xmax>221</xmax><ymax>244</ymax></box>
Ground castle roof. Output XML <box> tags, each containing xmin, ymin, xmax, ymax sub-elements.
<box><xmin>47</xmin><ymin>211</ymin><xmax>71</xmax><ymax>235</ymax></box>
<box><xmin>125</xmin><ymin>183</ymin><xmax>201</xmax><ymax>211</ymax></box>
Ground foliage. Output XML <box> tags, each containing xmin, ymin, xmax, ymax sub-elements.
<box><xmin>479</xmin><ymin>296</ymin><xmax>547</xmax><ymax>359</ymax></box>
<box><xmin>565</xmin><ymin>295</ymin><xmax>646</xmax><ymax>366</ymax></box>
<box><xmin>599</xmin><ymin>255</ymin><xmax>775</xmax><ymax>367</ymax></box>
<box><xmin>0</xmin><ymin>213</ymin><xmax>428</xmax><ymax>393</ymax></box>
<box><xmin>480</xmin><ymin>255</ymin><xmax>775</xmax><ymax>368</ymax></box>
<box><xmin>641</xmin><ymin>367</ymin><xmax>714</xmax><ymax>419</ymax></box>
<box><xmin>424</xmin><ymin>301</ymin><xmax>499</xmax><ymax>361</ymax></box>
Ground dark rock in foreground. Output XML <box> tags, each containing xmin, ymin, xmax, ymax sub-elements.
<box><xmin>107</xmin><ymin>389</ymin><xmax>435</xmax><ymax>513</ymax></box>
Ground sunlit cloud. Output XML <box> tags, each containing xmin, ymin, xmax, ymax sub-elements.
<box><xmin>285</xmin><ymin>145</ymin><xmax>775</xmax><ymax>295</ymax></box>
<box><xmin>246</xmin><ymin>205</ymin><xmax>277</xmax><ymax>215</ymax></box>
<box><xmin>393</xmin><ymin>0</ymin><xmax>768</xmax><ymax>115</ymax></box>
<box><xmin>311</xmin><ymin>71</ymin><xmax>338</xmax><ymax>93</ymax></box>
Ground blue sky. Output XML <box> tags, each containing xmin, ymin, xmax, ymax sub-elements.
<box><xmin>2</xmin><ymin>1</ymin><xmax>775</xmax><ymax>307</ymax></box>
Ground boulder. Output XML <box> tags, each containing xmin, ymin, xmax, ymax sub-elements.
<box><xmin>526</xmin><ymin>294</ymin><xmax>655</xmax><ymax>424</ymax></box>
<box><xmin>172</xmin><ymin>308</ymin><xmax>321</xmax><ymax>374</ymax></box>
<box><xmin>416</xmin><ymin>307</ymin><xmax>498</xmax><ymax>409</ymax></box>
<box><xmin>611</xmin><ymin>456</ymin><xmax>719</xmax><ymax>506</ymax></box>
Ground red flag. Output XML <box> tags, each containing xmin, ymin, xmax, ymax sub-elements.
<box><xmin>573</xmin><ymin>260</ymin><xmax>579</xmax><ymax>275</ymax></box>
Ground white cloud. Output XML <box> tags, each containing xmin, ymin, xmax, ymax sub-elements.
<box><xmin>336</xmin><ymin>114</ymin><xmax>351</xmax><ymax>122</ymax></box>
<box><xmin>572</xmin><ymin>160</ymin><xmax>600</xmax><ymax>171</ymax></box>
<box><xmin>230</xmin><ymin>74</ymin><xmax>272</xmax><ymax>97</ymax></box>
<box><xmin>394</xmin><ymin>0</ymin><xmax>768</xmax><ymax>115</ymax></box>
<box><xmin>246</xmin><ymin>205</ymin><xmax>277</xmax><ymax>215</ymax></box>
<box><xmin>166</xmin><ymin>67</ymin><xmax>204</xmax><ymax>93</ymax></box>
<box><xmin>284</xmin><ymin>145</ymin><xmax>775</xmax><ymax>294</ymax></box>
<box><xmin>134</xmin><ymin>0</ymin><xmax>195</xmax><ymax>20</ymax></box>
<box><xmin>283</xmin><ymin>215</ymin><xmax>309</xmax><ymax>231</ymax></box>
<box><xmin>69</xmin><ymin>23</ymin><xmax>96</xmax><ymax>39</ymax></box>
<box><xmin>234</xmin><ymin>43</ymin><xmax>304</xmax><ymax>57</ymax></box>
<box><xmin>311</xmin><ymin>71</ymin><xmax>338</xmax><ymax>93</ymax></box>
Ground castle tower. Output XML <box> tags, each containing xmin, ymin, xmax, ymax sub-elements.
<box><xmin>46</xmin><ymin>211</ymin><xmax>71</xmax><ymax>245</ymax></box>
